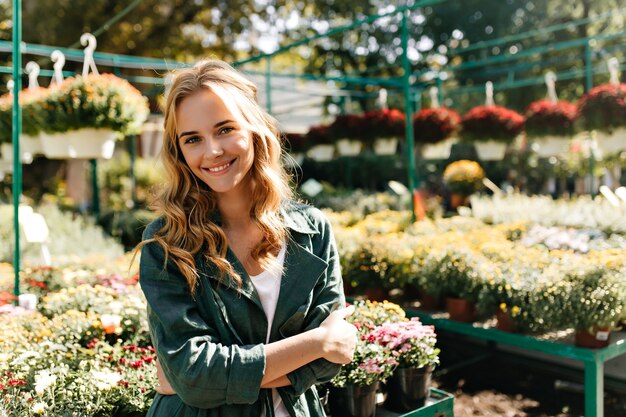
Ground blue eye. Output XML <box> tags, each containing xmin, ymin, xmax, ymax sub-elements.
<box><xmin>184</xmin><ymin>136</ymin><xmax>201</xmax><ymax>144</ymax></box>
<box><xmin>219</xmin><ymin>127</ymin><xmax>234</xmax><ymax>135</ymax></box>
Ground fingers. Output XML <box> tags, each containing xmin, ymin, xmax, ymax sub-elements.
<box><xmin>333</xmin><ymin>305</ymin><xmax>355</xmax><ymax>319</ymax></box>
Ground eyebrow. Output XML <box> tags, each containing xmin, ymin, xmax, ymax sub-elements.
<box><xmin>177</xmin><ymin>120</ymin><xmax>236</xmax><ymax>140</ymax></box>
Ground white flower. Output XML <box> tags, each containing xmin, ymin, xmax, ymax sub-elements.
<box><xmin>92</xmin><ymin>370</ymin><xmax>122</xmax><ymax>390</ymax></box>
<box><xmin>35</xmin><ymin>370</ymin><xmax>57</xmax><ymax>396</ymax></box>
<box><xmin>32</xmin><ymin>402</ymin><xmax>46</xmax><ymax>414</ymax></box>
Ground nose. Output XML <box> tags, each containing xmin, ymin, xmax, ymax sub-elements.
<box><xmin>203</xmin><ymin>136</ymin><xmax>224</xmax><ymax>158</ymax></box>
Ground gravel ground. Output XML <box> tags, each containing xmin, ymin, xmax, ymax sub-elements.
<box><xmin>433</xmin><ymin>334</ymin><xmax>626</xmax><ymax>417</ymax></box>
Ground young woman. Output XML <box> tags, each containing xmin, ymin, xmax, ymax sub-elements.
<box><xmin>138</xmin><ymin>59</ymin><xmax>357</xmax><ymax>417</ymax></box>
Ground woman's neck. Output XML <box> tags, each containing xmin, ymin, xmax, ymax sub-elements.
<box><xmin>216</xmin><ymin>184</ymin><xmax>254</xmax><ymax>230</ymax></box>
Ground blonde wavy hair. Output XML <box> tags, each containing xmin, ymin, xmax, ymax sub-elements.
<box><xmin>140</xmin><ymin>59</ymin><xmax>293</xmax><ymax>293</ymax></box>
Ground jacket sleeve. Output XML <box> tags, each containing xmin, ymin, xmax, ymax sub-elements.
<box><xmin>283</xmin><ymin>212</ymin><xmax>345</xmax><ymax>396</ymax></box>
<box><xmin>139</xmin><ymin>229</ymin><xmax>266</xmax><ymax>409</ymax></box>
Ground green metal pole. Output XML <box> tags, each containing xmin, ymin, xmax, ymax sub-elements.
<box><xmin>584</xmin><ymin>358</ymin><xmax>603</xmax><ymax>417</ymax></box>
<box><xmin>90</xmin><ymin>159</ymin><xmax>100</xmax><ymax>220</ymax></box>
<box><xmin>266</xmin><ymin>57</ymin><xmax>272</xmax><ymax>114</ymax></box>
<box><xmin>402</xmin><ymin>9</ymin><xmax>417</xmax><ymax>221</ymax></box>
<box><xmin>584</xmin><ymin>42</ymin><xmax>593</xmax><ymax>93</ymax></box>
<box><xmin>12</xmin><ymin>0</ymin><xmax>22</xmax><ymax>302</ymax></box>
<box><xmin>129</xmin><ymin>135</ymin><xmax>137</xmax><ymax>206</ymax></box>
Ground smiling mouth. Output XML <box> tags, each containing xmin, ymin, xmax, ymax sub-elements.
<box><xmin>204</xmin><ymin>158</ymin><xmax>236</xmax><ymax>174</ymax></box>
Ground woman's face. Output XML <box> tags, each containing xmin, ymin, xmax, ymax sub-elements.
<box><xmin>176</xmin><ymin>88</ymin><xmax>255</xmax><ymax>197</ymax></box>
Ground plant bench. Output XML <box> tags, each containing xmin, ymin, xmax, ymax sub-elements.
<box><xmin>407</xmin><ymin>308</ymin><xmax>626</xmax><ymax>417</ymax></box>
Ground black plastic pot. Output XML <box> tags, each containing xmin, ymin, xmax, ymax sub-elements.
<box><xmin>328</xmin><ymin>383</ymin><xmax>378</xmax><ymax>417</ymax></box>
<box><xmin>384</xmin><ymin>365</ymin><xmax>433</xmax><ymax>412</ymax></box>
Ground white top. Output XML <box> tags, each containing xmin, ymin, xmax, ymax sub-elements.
<box><xmin>249</xmin><ymin>243</ymin><xmax>288</xmax><ymax>417</ymax></box>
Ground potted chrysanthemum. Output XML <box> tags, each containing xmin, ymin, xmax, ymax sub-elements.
<box><xmin>460</xmin><ymin>82</ymin><xmax>524</xmax><ymax>160</ymax></box>
<box><xmin>0</xmin><ymin>87</ymin><xmax>50</xmax><ymax>163</ymax></box>
<box><xmin>443</xmin><ymin>160</ymin><xmax>485</xmax><ymax>208</ymax></box>
<box><xmin>41</xmin><ymin>73</ymin><xmax>149</xmax><ymax>159</ymax></box>
<box><xmin>413</xmin><ymin>106</ymin><xmax>461</xmax><ymax>159</ymax></box>
<box><xmin>369</xmin><ymin>318</ymin><xmax>440</xmax><ymax>412</ymax></box>
<box><xmin>577</xmin><ymin>60</ymin><xmax>626</xmax><ymax>155</ymax></box>
<box><xmin>304</xmin><ymin>124</ymin><xmax>334</xmax><ymax>161</ymax></box>
<box><xmin>362</xmin><ymin>108</ymin><xmax>405</xmax><ymax>155</ymax></box>
<box><xmin>329</xmin><ymin>114</ymin><xmax>364</xmax><ymax>156</ymax></box>
<box><xmin>525</xmin><ymin>99</ymin><xmax>577</xmax><ymax>157</ymax></box>
<box><xmin>328</xmin><ymin>302</ymin><xmax>400</xmax><ymax>417</ymax></box>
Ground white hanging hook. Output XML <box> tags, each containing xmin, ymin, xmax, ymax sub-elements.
<box><xmin>80</xmin><ymin>33</ymin><xmax>99</xmax><ymax>77</ymax></box>
<box><xmin>378</xmin><ymin>88</ymin><xmax>388</xmax><ymax>110</ymax></box>
<box><xmin>485</xmin><ymin>81</ymin><xmax>494</xmax><ymax>106</ymax></box>
<box><xmin>544</xmin><ymin>71</ymin><xmax>558</xmax><ymax>104</ymax></box>
<box><xmin>607</xmin><ymin>57</ymin><xmax>620</xmax><ymax>86</ymax></box>
<box><xmin>7</xmin><ymin>79</ymin><xmax>14</xmax><ymax>95</ymax></box>
<box><xmin>50</xmin><ymin>50</ymin><xmax>66</xmax><ymax>86</ymax></box>
<box><xmin>428</xmin><ymin>86</ymin><xmax>440</xmax><ymax>108</ymax></box>
<box><xmin>25</xmin><ymin>61</ymin><xmax>40</xmax><ymax>90</ymax></box>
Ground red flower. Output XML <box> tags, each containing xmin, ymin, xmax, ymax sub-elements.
<box><xmin>461</xmin><ymin>105</ymin><xmax>524</xmax><ymax>143</ymax></box>
<box><xmin>7</xmin><ymin>379</ymin><xmax>27</xmax><ymax>387</ymax></box>
<box><xmin>329</xmin><ymin>114</ymin><xmax>365</xmax><ymax>141</ymax></box>
<box><xmin>413</xmin><ymin>107</ymin><xmax>461</xmax><ymax>144</ymax></box>
<box><xmin>525</xmin><ymin>100</ymin><xmax>577</xmax><ymax>138</ymax></box>
<box><xmin>577</xmin><ymin>83</ymin><xmax>626</xmax><ymax>133</ymax></box>
<box><xmin>0</xmin><ymin>292</ymin><xmax>17</xmax><ymax>306</ymax></box>
<box><xmin>305</xmin><ymin>124</ymin><xmax>333</xmax><ymax>145</ymax></box>
<box><xmin>361</xmin><ymin>109</ymin><xmax>406</xmax><ymax>142</ymax></box>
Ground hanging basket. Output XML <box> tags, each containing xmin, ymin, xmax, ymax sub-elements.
<box><xmin>473</xmin><ymin>140</ymin><xmax>508</xmax><ymax>160</ymax></box>
<box><xmin>531</xmin><ymin>136</ymin><xmax>572</xmax><ymax>157</ymax></box>
<box><xmin>41</xmin><ymin>128</ymin><xmax>117</xmax><ymax>159</ymax></box>
<box><xmin>373</xmin><ymin>137</ymin><xmax>398</xmax><ymax>155</ymax></box>
<box><xmin>421</xmin><ymin>137</ymin><xmax>457</xmax><ymax>160</ymax></box>
<box><xmin>0</xmin><ymin>134</ymin><xmax>43</xmax><ymax>164</ymax></box>
<box><xmin>336</xmin><ymin>139</ymin><xmax>363</xmax><ymax>156</ymax></box>
<box><xmin>594</xmin><ymin>128</ymin><xmax>626</xmax><ymax>154</ymax></box>
<box><xmin>306</xmin><ymin>144</ymin><xmax>335</xmax><ymax>162</ymax></box>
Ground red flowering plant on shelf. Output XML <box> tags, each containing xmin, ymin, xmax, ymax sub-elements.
<box><xmin>283</xmin><ymin>132</ymin><xmax>308</xmax><ymax>153</ymax></box>
<box><xmin>362</xmin><ymin>108</ymin><xmax>405</xmax><ymax>144</ymax></box>
<box><xmin>460</xmin><ymin>105</ymin><xmax>524</xmax><ymax>144</ymax></box>
<box><xmin>328</xmin><ymin>114</ymin><xmax>364</xmax><ymax>141</ymax></box>
<box><xmin>412</xmin><ymin>107</ymin><xmax>461</xmax><ymax>144</ymax></box>
<box><xmin>304</xmin><ymin>124</ymin><xmax>333</xmax><ymax>145</ymax></box>
<box><xmin>577</xmin><ymin>83</ymin><xmax>626</xmax><ymax>134</ymax></box>
<box><xmin>524</xmin><ymin>99</ymin><xmax>577</xmax><ymax>138</ymax></box>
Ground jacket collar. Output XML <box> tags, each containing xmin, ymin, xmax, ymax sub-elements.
<box><xmin>280</xmin><ymin>203</ymin><xmax>319</xmax><ymax>235</ymax></box>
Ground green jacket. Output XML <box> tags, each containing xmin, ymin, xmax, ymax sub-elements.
<box><xmin>139</xmin><ymin>202</ymin><xmax>344</xmax><ymax>417</ymax></box>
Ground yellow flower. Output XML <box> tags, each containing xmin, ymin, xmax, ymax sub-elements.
<box><xmin>32</xmin><ymin>402</ymin><xmax>46</xmax><ymax>414</ymax></box>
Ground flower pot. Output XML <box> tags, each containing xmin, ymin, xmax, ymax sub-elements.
<box><xmin>496</xmin><ymin>310</ymin><xmax>516</xmax><ymax>332</ymax></box>
<box><xmin>373</xmin><ymin>137</ymin><xmax>398</xmax><ymax>155</ymax></box>
<box><xmin>337</xmin><ymin>139</ymin><xmax>363</xmax><ymax>156</ymax></box>
<box><xmin>41</xmin><ymin>128</ymin><xmax>117</xmax><ymax>159</ymax></box>
<box><xmin>445</xmin><ymin>297</ymin><xmax>476</xmax><ymax>323</ymax></box>
<box><xmin>418</xmin><ymin>290</ymin><xmax>441</xmax><ymax>311</ymax></box>
<box><xmin>574</xmin><ymin>327</ymin><xmax>611</xmax><ymax>349</ymax></box>
<box><xmin>0</xmin><ymin>134</ymin><xmax>42</xmax><ymax>164</ymax></box>
<box><xmin>328</xmin><ymin>383</ymin><xmax>378</xmax><ymax>417</ymax></box>
<box><xmin>473</xmin><ymin>140</ymin><xmax>507</xmax><ymax>160</ymax></box>
<box><xmin>532</xmin><ymin>136</ymin><xmax>572</xmax><ymax>157</ymax></box>
<box><xmin>384</xmin><ymin>365</ymin><xmax>433</xmax><ymax>413</ymax></box>
<box><xmin>421</xmin><ymin>138</ymin><xmax>457</xmax><ymax>160</ymax></box>
<box><xmin>306</xmin><ymin>144</ymin><xmax>335</xmax><ymax>161</ymax></box>
<box><xmin>594</xmin><ymin>128</ymin><xmax>626</xmax><ymax>154</ymax></box>
<box><xmin>449</xmin><ymin>193</ymin><xmax>470</xmax><ymax>210</ymax></box>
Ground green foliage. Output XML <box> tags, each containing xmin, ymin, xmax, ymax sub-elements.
<box><xmin>98</xmin><ymin>209</ymin><xmax>158</xmax><ymax>251</ymax></box>
<box><xmin>0</xmin><ymin>204</ymin><xmax>124</xmax><ymax>264</ymax></box>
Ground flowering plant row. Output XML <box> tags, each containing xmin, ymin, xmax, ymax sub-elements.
<box><xmin>330</xmin><ymin>210</ymin><xmax>626</xmax><ymax>334</ymax></box>
<box><xmin>0</xmin><ymin>260</ymin><xmax>155</xmax><ymax>416</ymax></box>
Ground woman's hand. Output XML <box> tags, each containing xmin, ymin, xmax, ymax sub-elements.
<box><xmin>155</xmin><ymin>359</ymin><xmax>177</xmax><ymax>395</ymax></box>
<box><xmin>317</xmin><ymin>305</ymin><xmax>358</xmax><ymax>364</ymax></box>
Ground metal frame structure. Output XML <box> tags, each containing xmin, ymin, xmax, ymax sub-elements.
<box><xmin>409</xmin><ymin>309</ymin><xmax>626</xmax><ymax>417</ymax></box>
